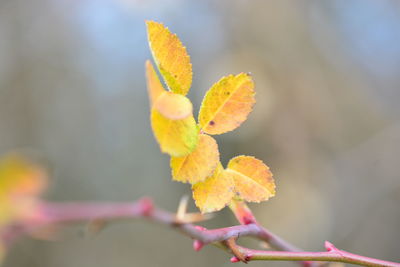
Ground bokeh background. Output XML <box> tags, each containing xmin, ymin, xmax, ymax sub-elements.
<box><xmin>1</xmin><ymin>0</ymin><xmax>400</xmax><ymax>266</ymax></box>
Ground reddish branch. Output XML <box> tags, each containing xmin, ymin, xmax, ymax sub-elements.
<box><xmin>5</xmin><ymin>197</ymin><xmax>400</xmax><ymax>267</ymax></box>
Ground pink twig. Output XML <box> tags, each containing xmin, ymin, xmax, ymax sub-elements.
<box><xmin>237</xmin><ymin>242</ymin><xmax>400</xmax><ymax>267</ymax></box>
<box><xmin>3</xmin><ymin>198</ymin><xmax>399</xmax><ymax>267</ymax></box>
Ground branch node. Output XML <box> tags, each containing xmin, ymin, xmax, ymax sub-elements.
<box><xmin>244</xmin><ymin>253</ymin><xmax>252</xmax><ymax>262</ymax></box>
<box><xmin>138</xmin><ymin>197</ymin><xmax>154</xmax><ymax>216</ymax></box>
<box><xmin>225</xmin><ymin>237</ymin><xmax>247</xmax><ymax>263</ymax></box>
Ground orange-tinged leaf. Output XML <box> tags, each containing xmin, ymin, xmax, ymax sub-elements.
<box><xmin>151</xmin><ymin>109</ymin><xmax>198</xmax><ymax>157</ymax></box>
<box><xmin>192</xmin><ymin>163</ymin><xmax>234</xmax><ymax>213</ymax></box>
<box><xmin>225</xmin><ymin>156</ymin><xmax>275</xmax><ymax>203</ymax></box>
<box><xmin>145</xmin><ymin>60</ymin><xmax>166</xmax><ymax>106</ymax></box>
<box><xmin>198</xmin><ymin>73</ymin><xmax>255</xmax><ymax>135</ymax></box>
<box><xmin>171</xmin><ymin>134</ymin><xmax>219</xmax><ymax>184</ymax></box>
<box><xmin>146</xmin><ymin>21</ymin><xmax>192</xmax><ymax>95</ymax></box>
<box><xmin>154</xmin><ymin>92</ymin><xmax>193</xmax><ymax>120</ymax></box>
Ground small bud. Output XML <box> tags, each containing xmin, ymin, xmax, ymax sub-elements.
<box><xmin>194</xmin><ymin>225</ymin><xmax>206</xmax><ymax>231</ymax></box>
<box><xmin>230</xmin><ymin>256</ymin><xmax>240</xmax><ymax>263</ymax></box>
<box><xmin>242</xmin><ymin>215</ymin><xmax>256</xmax><ymax>225</ymax></box>
<box><xmin>193</xmin><ymin>240</ymin><xmax>204</xmax><ymax>251</ymax></box>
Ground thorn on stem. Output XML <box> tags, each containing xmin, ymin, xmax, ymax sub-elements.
<box><xmin>177</xmin><ymin>195</ymin><xmax>189</xmax><ymax>220</ymax></box>
<box><xmin>325</xmin><ymin>241</ymin><xmax>338</xmax><ymax>252</ymax></box>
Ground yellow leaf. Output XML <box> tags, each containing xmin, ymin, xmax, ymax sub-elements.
<box><xmin>0</xmin><ymin>154</ymin><xmax>47</xmax><ymax>227</ymax></box>
<box><xmin>151</xmin><ymin>109</ymin><xmax>198</xmax><ymax>157</ymax></box>
<box><xmin>171</xmin><ymin>134</ymin><xmax>219</xmax><ymax>184</ymax></box>
<box><xmin>145</xmin><ymin>60</ymin><xmax>166</xmax><ymax>106</ymax></box>
<box><xmin>198</xmin><ymin>73</ymin><xmax>255</xmax><ymax>135</ymax></box>
<box><xmin>225</xmin><ymin>156</ymin><xmax>275</xmax><ymax>203</ymax></box>
<box><xmin>154</xmin><ymin>92</ymin><xmax>193</xmax><ymax>120</ymax></box>
<box><xmin>0</xmin><ymin>155</ymin><xmax>46</xmax><ymax>199</ymax></box>
<box><xmin>192</xmin><ymin>163</ymin><xmax>234</xmax><ymax>213</ymax></box>
<box><xmin>146</xmin><ymin>21</ymin><xmax>192</xmax><ymax>95</ymax></box>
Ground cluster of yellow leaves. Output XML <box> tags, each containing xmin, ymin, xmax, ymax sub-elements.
<box><xmin>145</xmin><ymin>21</ymin><xmax>275</xmax><ymax>213</ymax></box>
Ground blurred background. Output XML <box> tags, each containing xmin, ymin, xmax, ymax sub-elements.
<box><xmin>1</xmin><ymin>0</ymin><xmax>400</xmax><ymax>266</ymax></box>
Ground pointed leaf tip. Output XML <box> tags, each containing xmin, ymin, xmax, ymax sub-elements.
<box><xmin>146</xmin><ymin>21</ymin><xmax>192</xmax><ymax>95</ymax></box>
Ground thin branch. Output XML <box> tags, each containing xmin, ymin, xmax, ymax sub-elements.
<box><xmin>228</xmin><ymin>199</ymin><xmax>315</xmax><ymax>267</ymax></box>
<box><xmin>225</xmin><ymin>237</ymin><xmax>248</xmax><ymax>263</ymax></box>
<box><xmin>236</xmin><ymin>242</ymin><xmax>400</xmax><ymax>267</ymax></box>
<box><xmin>229</xmin><ymin>199</ymin><xmax>304</xmax><ymax>252</ymax></box>
<box><xmin>5</xmin><ymin>198</ymin><xmax>399</xmax><ymax>267</ymax></box>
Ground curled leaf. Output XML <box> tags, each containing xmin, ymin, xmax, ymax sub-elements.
<box><xmin>192</xmin><ymin>163</ymin><xmax>234</xmax><ymax>213</ymax></box>
<box><xmin>146</xmin><ymin>21</ymin><xmax>192</xmax><ymax>95</ymax></box>
<box><xmin>151</xmin><ymin>109</ymin><xmax>198</xmax><ymax>157</ymax></box>
<box><xmin>153</xmin><ymin>92</ymin><xmax>193</xmax><ymax>120</ymax></box>
<box><xmin>198</xmin><ymin>73</ymin><xmax>255</xmax><ymax>135</ymax></box>
<box><xmin>225</xmin><ymin>156</ymin><xmax>275</xmax><ymax>202</ymax></box>
<box><xmin>146</xmin><ymin>60</ymin><xmax>193</xmax><ymax>120</ymax></box>
<box><xmin>145</xmin><ymin>60</ymin><xmax>166</xmax><ymax>106</ymax></box>
<box><xmin>171</xmin><ymin>134</ymin><xmax>219</xmax><ymax>184</ymax></box>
